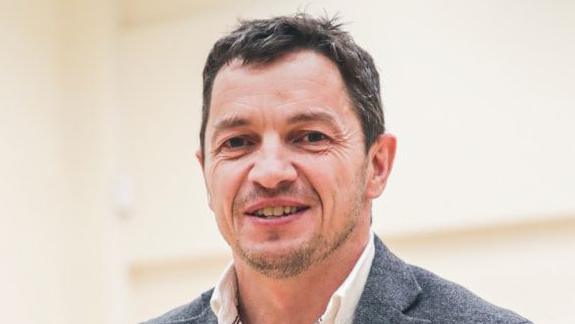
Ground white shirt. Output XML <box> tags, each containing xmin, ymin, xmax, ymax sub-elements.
<box><xmin>210</xmin><ymin>231</ymin><xmax>375</xmax><ymax>324</ymax></box>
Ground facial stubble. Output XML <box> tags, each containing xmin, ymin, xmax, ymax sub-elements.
<box><xmin>232</xmin><ymin>163</ymin><xmax>367</xmax><ymax>279</ymax></box>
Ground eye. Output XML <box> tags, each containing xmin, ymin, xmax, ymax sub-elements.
<box><xmin>304</xmin><ymin>131</ymin><xmax>328</xmax><ymax>143</ymax></box>
<box><xmin>222</xmin><ymin>136</ymin><xmax>254</xmax><ymax>150</ymax></box>
<box><xmin>292</xmin><ymin>131</ymin><xmax>331</xmax><ymax>147</ymax></box>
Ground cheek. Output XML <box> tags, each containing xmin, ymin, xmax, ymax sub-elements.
<box><xmin>206</xmin><ymin>159</ymin><xmax>252</xmax><ymax>217</ymax></box>
<box><xmin>297</xmin><ymin>153</ymin><xmax>366</xmax><ymax>214</ymax></box>
<box><xmin>296</xmin><ymin>156</ymin><xmax>345</xmax><ymax>203</ymax></box>
<box><xmin>299</xmin><ymin>152</ymin><xmax>361</xmax><ymax>187</ymax></box>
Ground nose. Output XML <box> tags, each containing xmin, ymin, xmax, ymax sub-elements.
<box><xmin>247</xmin><ymin>135</ymin><xmax>297</xmax><ymax>189</ymax></box>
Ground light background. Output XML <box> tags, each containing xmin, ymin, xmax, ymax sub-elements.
<box><xmin>1</xmin><ymin>0</ymin><xmax>574</xmax><ymax>323</ymax></box>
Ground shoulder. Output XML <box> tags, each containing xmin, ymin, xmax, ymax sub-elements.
<box><xmin>362</xmin><ymin>236</ymin><xmax>532</xmax><ymax>323</ymax></box>
<box><xmin>407</xmin><ymin>265</ymin><xmax>531</xmax><ymax>323</ymax></box>
<box><xmin>141</xmin><ymin>289</ymin><xmax>216</xmax><ymax>324</ymax></box>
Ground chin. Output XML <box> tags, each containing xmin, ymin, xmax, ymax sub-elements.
<box><xmin>234</xmin><ymin>234</ymin><xmax>323</xmax><ymax>278</ymax></box>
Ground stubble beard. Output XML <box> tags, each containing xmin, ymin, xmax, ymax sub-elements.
<box><xmin>236</xmin><ymin>215</ymin><xmax>358</xmax><ymax>279</ymax></box>
<box><xmin>231</xmin><ymin>165</ymin><xmax>367</xmax><ymax>279</ymax></box>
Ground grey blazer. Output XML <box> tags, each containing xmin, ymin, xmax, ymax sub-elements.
<box><xmin>145</xmin><ymin>236</ymin><xmax>531</xmax><ymax>323</ymax></box>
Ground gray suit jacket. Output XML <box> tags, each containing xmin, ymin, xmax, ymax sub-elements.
<box><xmin>145</xmin><ymin>236</ymin><xmax>531</xmax><ymax>323</ymax></box>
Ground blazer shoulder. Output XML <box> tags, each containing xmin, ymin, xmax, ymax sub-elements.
<box><xmin>141</xmin><ymin>289</ymin><xmax>216</xmax><ymax>324</ymax></box>
<box><xmin>408</xmin><ymin>265</ymin><xmax>531</xmax><ymax>324</ymax></box>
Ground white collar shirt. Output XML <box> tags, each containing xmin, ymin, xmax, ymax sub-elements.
<box><xmin>210</xmin><ymin>231</ymin><xmax>375</xmax><ymax>324</ymax></box>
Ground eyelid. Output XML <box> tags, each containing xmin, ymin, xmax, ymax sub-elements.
<box><xmin>214</xmin><ymin>134</ymin><xmax>257</xmax><ymax>156</ymax></box>
<box><xmin>224</xmin><ymin>135</ymin><xmax>252</xmax><ymax>146</ymax></box>
<box><xmin>291</xmin><ymin>130</ymin><xmax>332</xmax><ymax>144</ymax></box>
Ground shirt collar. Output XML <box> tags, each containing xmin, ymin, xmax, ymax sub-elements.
<box><xmin>210</xmin><ymin>231</ymin><xmax>375</xmax><ymax>324</ymax></box>
<box><xmin>320</xmin><ymin>230</ymin><xmax>375</xmax><ymax>324</ymax></box>
<box><xmin>210</xmin><ymin>261</ymin><xmax>240</xmax><ymax>324</ymax></box>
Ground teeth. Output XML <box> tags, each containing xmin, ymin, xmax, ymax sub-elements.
<box><xmin>273</xmin><ymin>207</ymin><xmax>283</xmax><ymax>216</ymax></box>
<box><xmin>253</xmin><ymin>206</ymin><xmax>299</xmax><ymax>217</ymax></box>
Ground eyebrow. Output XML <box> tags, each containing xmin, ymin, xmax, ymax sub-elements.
<box><xmin>213</xmin><ymin>116</ymin><xmax>251</xmax><ymax>133</ymax></box>
<box><xmin>211</xmin><ymin>110</ymin><xmax>341</xmax><ymax>141</ymax></box>
<box><xmin>287</xmin><ymin>111</ymin><xmax>341</xmax><ymax>130</ymax></box>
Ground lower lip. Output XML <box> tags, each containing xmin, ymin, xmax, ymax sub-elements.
<box><xmin>245</xmin><ymin>208</ymin><xmax>308</xmax><ymax>226</ymax></box>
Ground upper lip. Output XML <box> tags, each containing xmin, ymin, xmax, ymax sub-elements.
<box><xmin>243</xmin><ymin>198</ymin><xmax>309</xmax><ymax>215</ymax></box>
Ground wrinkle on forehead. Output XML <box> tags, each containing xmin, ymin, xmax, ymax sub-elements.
<box><xmin>211</xmin><ymin>51</ymin><xmax>348</xmax><ymax>106</ymax></box>
<box><xmin>207</xmin><ymin>50</ymin><xmax>361</xmax><ymax>147</ymax></box>
<box><xmin>220</xmin><ymin>50</ymin><xmax>342</xmax><ymax>85</ymax></box>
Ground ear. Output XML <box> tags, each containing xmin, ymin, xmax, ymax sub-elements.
<box><xmin>365</xmin><ymin>134</ymin><xmax>396</xmax><ymax>199</ymax></box>
<box><xmin>195</xmin><ymin>149</ymin><xmax>205</xmax><ymax>170</ymax></box>
<box><xmin>196</xmin><ymin>149</ymin><xmax>213</xmax><ymax>209</ymax></box>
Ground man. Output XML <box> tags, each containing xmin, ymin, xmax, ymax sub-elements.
<box><xmin>147</xmin><ymin>14</ymin><xmax>530</xmax><ymax>324</ymax></box>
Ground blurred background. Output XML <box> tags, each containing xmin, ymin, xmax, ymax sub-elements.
<box><xmin>1</xmin><ymin>0</ymin><xmax>574</xmax><ymax>323</ymax></box>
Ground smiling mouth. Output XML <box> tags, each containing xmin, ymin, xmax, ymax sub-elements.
<box><xmin>249</xmin><ymin>206</ymin><xmax>309</xmax><ymax>219</ymax></box>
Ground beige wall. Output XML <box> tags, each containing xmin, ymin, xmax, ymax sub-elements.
<box><xmin>2</xmin><ymin>0</ymin><xmax>574</xmax><ymax>323</ymax></box>
<box><xmin>1</xmin><ymin>0</ymin><xmax>120</xmax><ymax>323</ymax></box>
<box><xmin>1</xmin><ymin>1</ymin><xmax>72</xmax><ymax>322</ymax></box>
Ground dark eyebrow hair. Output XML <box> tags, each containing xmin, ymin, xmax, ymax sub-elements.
<box><xmin>213</xmin><ymin>116</ymin><xmax>251</xmax><ymax>133</ymax></box>
<box><xmin>210</xmin><ymin>110</ymin><xmax>341</xmax><ymax>142</ymax></box>
<box><xmin>209</xmin><ymin>116</ymin><xmax>252</xmax><ymax>147</ymax></box>
<box><xmin>287</xmin><ymin>111</ymin><xmax>341</xmax><ymax>129</ymax></box>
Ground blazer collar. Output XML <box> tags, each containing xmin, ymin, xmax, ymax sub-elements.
<box><xmin>179</xmin><ymin>290</ymin><xmax>218</xmax><ymax>324</ymax></box>
<box><xmin>193</xmin><ymin>308</ymin><xmax>217</xmax><ymax>324</ymax></box>
<box><xmin>192</xmin><ymin>236</ymin><xmax>428</xmax><ymax>324</ymax></box>
<box><xmin>353</xmin><ymin>236</ymin><xmax>430</xmax><ymax>324</ymax></box>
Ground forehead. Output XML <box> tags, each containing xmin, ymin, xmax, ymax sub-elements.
<box><xmin>208</xmin><ymin>50</ymin><xmax>354</xmax><ymax>126</ymax></box>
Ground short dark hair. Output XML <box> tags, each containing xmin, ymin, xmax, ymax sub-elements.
<box><xmin>200</xmin><ymin>13</ymin><xmax>384</xmax><ymax>155</ymax></box>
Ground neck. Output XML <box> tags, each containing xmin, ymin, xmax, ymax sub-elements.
<box><xmin>234</xmin><ymin>225</ymin><xmax>370</xmax><ymax>324</ymax></box>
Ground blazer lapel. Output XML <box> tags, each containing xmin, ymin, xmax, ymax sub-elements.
<box><xmin>177</xmin><ymin>290</ymin><xmax>218</xmax><ymax>324</ymax></box>
<box><xmin>196</xmin><ymin>309</ymin><xmax>218</xmax><ymax>324</ymax></box>
<box><xmin>353</xmin><ymin>236</ymin><xmax>430</xmax><ymax>324</ymax></box>
<box><xmin>193</xmin><ymin>308</ymin><xmax>218</xmax><ymax>324</ymax></box>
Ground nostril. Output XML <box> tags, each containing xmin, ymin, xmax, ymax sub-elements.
<box><xmin>248</xmin><ymin>159</ymin><xmax>297</xmax><ymax>189</ymax></box>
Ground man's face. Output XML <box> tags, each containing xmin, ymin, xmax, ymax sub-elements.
<box><xmin>201</xmin><ymin>50</ymin><xmax>381</xmax><ymax>278</ymax></box>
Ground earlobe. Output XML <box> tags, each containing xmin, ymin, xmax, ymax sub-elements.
<box><xmin>366</xmin><ymin>134</ymin><xmax>396</xmax><ymax>199</ymax></box>
<box><xmin>196</xmin><ymin>149</ymin><xmax>213</xmax><ymax>209</ymax></box>
<box><xmin>196</xmin><ymin>149</ymin><xmax>204</xmax><ymax>170</ymax></box>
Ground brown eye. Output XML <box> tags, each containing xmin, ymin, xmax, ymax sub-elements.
<box><xmin>226</xmin><ymin>137</ymin><xmax>249</xmax><ymax>148</ymax></box>
<box><xmin>228</xmin><ymin>137</ymin><xmax>247</xmax><ymax>148</ymax></box>
<box><xmin>305</xmin><ymin>131</ymin><xmax>327</xmax><ymax>143</ymax></box>
<box><xmin>291</xmin><ymin>131</ymin><xmax>331</xmax><ymax>150</ymax></box>
<box><xmin>295</xmin><ymin>131</ymin><xmax>329</xmax><ymax>144</ymax></box>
